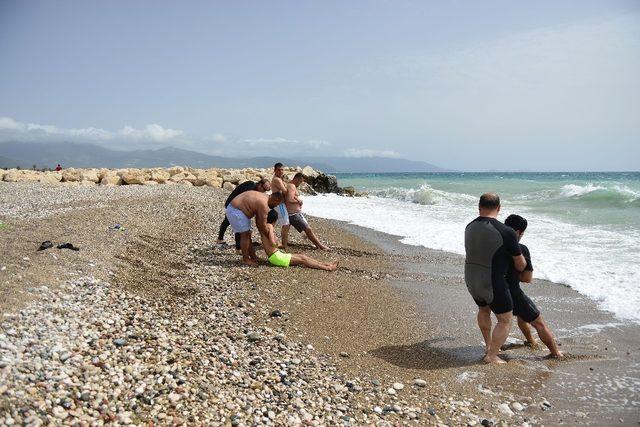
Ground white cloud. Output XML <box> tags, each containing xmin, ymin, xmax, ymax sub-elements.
<box><xmin>0</xmin><ymin>116</ymin><xmax>184</xmax><ymax>145</ymax></box>
<box><xmin>343</xmin><ymin>148</ymin><xmax>400</xmax><ymax>158</ymax></box>
<box><xmin>118</xmin><ymin>124</ymin><xmax>183</xmax><ymax>141</ymax></box>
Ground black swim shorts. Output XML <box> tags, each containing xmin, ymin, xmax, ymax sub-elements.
<box><xmin>512</xmin><ymin>290</ymin><xmax>541</xmax><ymax>323</ymax></box>
<box><xmin>473</xmin><ymin>281</ymin><xmax>513</xmax><ymax>315</ymax></box>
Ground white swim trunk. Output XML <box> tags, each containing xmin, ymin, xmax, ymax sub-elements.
<box><xmin>276</xmin><ymin>203</ymin><xmax>290</xmax><ymax>226</ymax></box>
<box><xmin>225</xmin><ymin>205</ymin><xmax>251</xmax><ymax>233</ymax></box>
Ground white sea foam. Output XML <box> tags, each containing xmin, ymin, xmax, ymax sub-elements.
<box><xmin>559</xmin><ymin>183</ymin><xmax>606</xmax><ymax>198</ymax></box>
<box><xmin>305</xmin><ymin>193</ymin><xmax>640</xmax><ymax>323</ymax></box>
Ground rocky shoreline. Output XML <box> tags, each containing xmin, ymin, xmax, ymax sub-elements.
<box><xmin>0</xmin><ymin>166</ymin><xmax>343</xmax><ymax>195</ymax></box>
<box><xmin>0</xmin><ymin>182</ymin><xmax>588</xmax><ymax>426</ymax></box>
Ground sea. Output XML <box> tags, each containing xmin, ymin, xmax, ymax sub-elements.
<box><xmin>303</xmin><ymin>172</ymin><xmax>640</xmax><ymax>323</ymax></box>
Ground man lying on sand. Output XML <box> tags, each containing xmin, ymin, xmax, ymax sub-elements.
<box><xmin>216</xmin><ymin>178</ymin><xmax>271</xmax><ymax>251</ymax></box>
<box><xmin>271</xmin><ymin>162</ymin><xmax>291</xmax><ymax>250</ymax></box>
<box><xmin>286</xmin><ymin>172</ymin><xmax>329</xmax><ymax>250</ymax></box>
<box><xmin>260</xmin><ymin>209</ymin><xmax>339</xmax><ymax>271</ymax></box>
<box><xmin>504</xmin><ymin>214</ymin><xmax>563</xmax><ymax>358</ymax></box>
<box><xmin>465</xmin><ymin>193</ymin><xmax>527</xmax><ymax>364</ymax></box>
<box><xmin>226</xmin><ymin>190</ymin><xmax>283</xmax><ymax>266</ymax></box>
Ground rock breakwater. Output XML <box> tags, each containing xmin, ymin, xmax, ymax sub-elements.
<box><xmin>0</xmin><ymin>166</ymin><xmax>341</xmax><ymax>195</ymax></box>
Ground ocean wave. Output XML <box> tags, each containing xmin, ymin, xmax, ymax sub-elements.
<box><xmin>369</xmin><ymin>184</ymin><xmax>476</xmax><ymax>206</ymax></box>
<box><xmin>558</xmin><ymin>184</ymin><xmax>640</xmax><ymax>206</ymax></box>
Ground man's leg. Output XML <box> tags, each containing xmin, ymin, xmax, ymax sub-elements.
<box><xmin>281</xmin><ymin>224</ymin><xmax>290</xmax><ymax>251</ymax></box>
<box><xmin>530</xmin><ymin>316</ymin><xmax>563</xmax><ymax>358</ymax></box>
<box><xmin>234</xmin><ymin>233</ymin><xmax>241</xmax><ymax>251</ymax></box>
<box><xmin>484</xmin><ymin>311</ymin><xmax>512</xmax><ymax>364</ymax></box>
<box><xmin>477</xmin><ymin>305</ymin><xmax>492</xmax><ymax>355</ymax></box>
<box><xmin>217</xmin><ymin>216</ymin><xmax>230</xmax><ymax>243</ymax></box>
<box><xmin>303</xmin><ymin>226</ymin><xmax>329</xmax><ymax>250</ymax></box>
<box><xmin>239</xmin><ymin>232</ymin><xmax>257</xmax><ymax>266</ymax></box>
<box><xmin>290</xmin><ymin>254</ymin><xmax>338</xmax><ymax>271</ymax></box>
<box><xmin>517</xmin><ymin>316</ymin><xmax>537</xmax><ymax>346</ymax></box>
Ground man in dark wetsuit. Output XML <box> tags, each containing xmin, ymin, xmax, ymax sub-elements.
<box><xmin>216</xmin><ymin>179</ymin><xmax>271</xmax><ymax>250</ymax></box>
<box><xmin>504</xmin><ymin>214</ymin><xmax>563</xmax><ymax>358</ymax></box>
<box><xmin>464</xmin><ymin>193</ymin><xmax>527</xmax><ymax>364</ymax></box>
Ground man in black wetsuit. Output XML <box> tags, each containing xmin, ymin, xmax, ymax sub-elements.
<box><xmin>216</xmin><ymin>178</ymin><xmax>271</xmax><ymax>250</ymax></box>
<box><xmin>464</xmin><ymin>193</ymin><xmax>527</xmax><ymax>364</ymax></box>
<box><xmin>504</xmin><ymin>214</ymin><xmax>563</xmax><ymax>358</ymax></box>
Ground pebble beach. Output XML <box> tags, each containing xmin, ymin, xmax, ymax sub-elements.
<box><xmin>0</xmin><ymin>181</ymin><xmax>636</xmax><ymax>426</ymax></box>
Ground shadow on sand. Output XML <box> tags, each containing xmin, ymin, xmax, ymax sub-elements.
<box><xmin>369</xmin><ymin>337</ymin><xmax>484</xmax><ymax>370</ymax></box>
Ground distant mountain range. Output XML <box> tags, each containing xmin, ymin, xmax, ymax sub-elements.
<box><xmin>0</xmin><ymin>141</ymin><xmax>449</xmax><ymax>173</ymax></box>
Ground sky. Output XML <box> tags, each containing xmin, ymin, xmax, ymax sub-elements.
<box><xmin>0</xmin><ymin>0</ymin><xmax>639</xmax><ymax>171</ymax></box>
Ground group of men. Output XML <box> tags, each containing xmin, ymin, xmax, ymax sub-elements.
<box><xmin>465</xmin><ymin>193</ymin><xmax>563</xmax><ymax>363</ymax></box>
<box><xmin>218</xmin><ymin>163</ymin><xmax>338</xmax><ymax>271</ymax></box>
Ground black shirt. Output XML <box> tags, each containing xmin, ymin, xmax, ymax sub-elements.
<box><xmin>224</xmin><ymin>181</ymin><xmax>257</xmax><ymax>207</ymax></box>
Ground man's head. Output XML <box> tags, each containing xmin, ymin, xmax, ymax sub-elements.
<box><xmin>505</xmin><ymin>214</ymin><xmax>527</xmax><ymax>241</ymax></box>
<box><xmin>256</xmin><ymin>178</ymin><xmax>271</xmax><ymax>192</ymax></box>
<box><xmin>291</xmin><ymin>172</ymin><xmax>304</xmax><ymax>186</ymax></box>
<box><xmin>267</xmin><ymin>209</ymin><xmax>278</xmax><ymax>224</ymax></box>
<box><xmin>478</xmin><ymin>192</ymin><xmax>500</xmax><ymax>217</ymax></box>
<box><xmin>274</xmin><ymin>162</ymin><xmax>284</xmax><ymax>178</ymax></box>
<box><xmin>268</xmin><ymin>191</ymin><xmax>284</xmax><ymax>208</ymax></box>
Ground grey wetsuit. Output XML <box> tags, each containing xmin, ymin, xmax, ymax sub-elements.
<box><xmin>464</xmin><ymin>216</ymin><xmax>522</xmax><ymax>314</ymax></box>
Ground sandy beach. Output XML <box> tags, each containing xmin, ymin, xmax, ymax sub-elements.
<box><xmin>1</xmin><ymin>182</ymin><xmax>638</xmax><ymax>426</ymax></box>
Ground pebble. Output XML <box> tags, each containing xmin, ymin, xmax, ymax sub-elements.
<box><xmin>270</xmin><ymin>310</ymin><xmax>282</xmax><ymax>317</ymax></box>
<box><xmin>113</xmin><ymin>338</ymin><xmax>127</xmax><ymax>347</ymax></box>
<box><xmin>511</xmin><ymin>401</ymin><xmax>524</xmax><ymax>412</ymax></box>
<box><xmin>393</xmin><ymin>382</ymin><xmax>404</xmax><ymax>390</ymax></box>
<box><xmin>339</xmin><ymin>352</ymin><xmax>350</xmax><ymax>358</ymax></box>
<box><xmin>387</xmin><ymin>388</ymin><xmax>397</xmax><ymax>395</ymax></box>
<box><xmin>413</xmin><ymin>378</ymin><xmax>427</xmax><ymax>387</ymax></box>
<box><xmin>497</xmin><ymin>403</ymin><xmax>514</xmax><ymax>416</ymax></box>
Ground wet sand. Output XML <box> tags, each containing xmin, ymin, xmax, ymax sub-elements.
<box><xmin>317</xmin><ymin>219</ymin><xmax>640</xmax><ymax>425</ymax></box>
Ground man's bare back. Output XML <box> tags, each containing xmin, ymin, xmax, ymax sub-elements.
<box><xmin>230</xmin><ymin>191</ymin><xmax>269</xmax><ymax>220</ymax></box>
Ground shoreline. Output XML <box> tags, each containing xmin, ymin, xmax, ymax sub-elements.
<box><xmin>322</xmin><ymin>218</ymin><xmax>640</xmax><ymax>425</ymax></box>
<box><xmin>0</xmin><ymin>182</ymin><xmax>638</xmax><ymax>425</ymax></box>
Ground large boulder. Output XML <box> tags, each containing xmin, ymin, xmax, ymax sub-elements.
<box><xmin>119</xmin><ymin>169</ymin><xmax>147</xmax><ymax>185</ymax></box>
<box><xmin>308</xmin><ymin>173</ymin><xmax>340</xmax><ymax>194</ymax></box>
<box><xmin>223</xmin><ymin>181</ymin><xmax>236</xmax><ymax>191</ymax></box>
<box><xmin>222</xmin><ymin>173</ymin><xmax>246</xmax><ymax>185</ymax></box>
<box><xmin>298</xmin><ymin>182</ymin><xmax>317</xmax><ymax>195</ymax></box>
<box><xmin>3</xmin><ymin>170</ymin><xmax>39</xmax><ymax>182</ymax></box>
<box><xmin>81</xmin><ymin>169</ymin><xmax>100</xmax><ymax>183</ymax></box>
<box><xmin>169</xmin><ymin>171</ymin><xmax>197</xmax><ymax>184</ymax></box>
<box><xmin>167</xmin><ymin>166</ymin><xmax>185</xmax><ymax>176</ymax></box>
<box><xmin>100</xmin><ymin>172</ymin><xmax>122</xmax><ymax>186</ymax></box>
<box><xmin>143</xmin><ymin>180</ymin><xmax>159</xmax><ymax>186</ymax></box>
<box><xmin>0</xmin><ymin>170</ymin><xmax>5</xmax><ymax>181</ymax></box>
<box><xmin>150</xmin><ymin>169</ymin><xmax>171</xmax><ymax>184</ymax></box>
<box><xmin>39</xmin><ymin>172</ymin><xmax>62</xmax><ymax>184</ymax></box>
<box><xmin>302</xmin><ymin>166</ymin><xmax>319</xmax><ymax>179</ymax></box>
<box><xmin>204</xmin><ymin>176</ymin><xmax>223</xmax><ymax>188</ymax></box>
<box><xmin>61</xmin><ymin>168</ymin><xmax>83</xmax><ymax>182</ymax></box>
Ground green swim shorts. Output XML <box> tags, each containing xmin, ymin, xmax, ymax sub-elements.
<box><xmin>268</xmin><ymin>250</ymin><xmax>292</xmax><ymax>267</ymax></box>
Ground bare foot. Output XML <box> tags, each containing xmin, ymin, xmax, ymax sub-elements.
<box><xmin>544</xmin><ymin>352</ymin><xmax>564</xmax><ymax>359</ymax></box>
<box><xmin>524</xmin><ymin>340</ymin><xmax>540</xmax><ymax>349</ymax></box>
<box><xmin>483</xmin><ymin>355</ymin><xmax>507</xmax><ymax>364</ymax></box>
<box><xmin>316</xmin><ymin>244</ymin><xmax>330</xmax><ymax>251</ymax></box>
<box><xmin>241</xmin><ymin>258</ymin><xmax>258</xmax><ymax>267</ymax></box>
<box><xmin>325</xmin><ymin>260</ymin><xmax>339</xmax><ymax>271</ymax></box>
